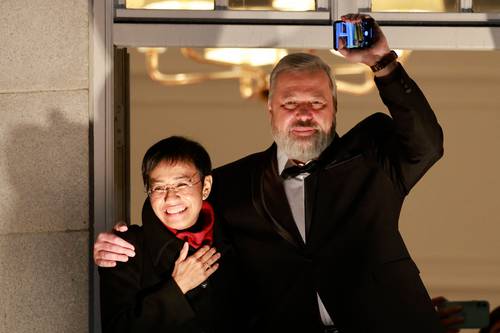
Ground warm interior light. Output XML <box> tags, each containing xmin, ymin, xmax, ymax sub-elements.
<box><xmin>126</xmin><ymin>0</ymin><xmax>146</xmax><ymax>7</ymax></box>
<box><xmin>371</xmin><ymin>0</ymin><xmax>453</xmax><ymax>12</ymax></box>
<box><xmin>137</xmin><ymin>47</ymin><xmax>167</xmax><ymax>54</ymax></box>
<box><xmin>128</xmin><ymin>0</ymin><xmax>320</xmax><ymax>11</ymax></box>
<box><xmin>272</xmin><ymin>0</ymin><xmax>316</xmax><ymax>11</ymax></box>
<box><xmin>127</xmin><ymin>0</ymin><xmax>214</xmax><ymax>10</ymax></box>
<box><xmin>329</xmin><ymin>49</ymin><xmax>344</xmax><ymax>58</ymax></box>
<box><xmin>393</xmin><ymin>49</ymin><xmax>404</xmax><ymax>57</ymax></box>
<box><xmin>204</xmin><ymin>48</ymin><xmax>288</xmax><ymax>67</ymax></box>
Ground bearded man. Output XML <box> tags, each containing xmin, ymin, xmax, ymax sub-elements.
<box><xmin>94</xmin><ymin>15</ymin><xmax>445</xmax><ymax>333</ymax></box>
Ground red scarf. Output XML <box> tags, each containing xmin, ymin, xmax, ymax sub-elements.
<box><xmin>165</xmin><ymin>201</ymin><xmax>214</xmax><ymax>249</ymax></box>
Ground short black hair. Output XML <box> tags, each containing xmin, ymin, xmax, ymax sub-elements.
<box><xmin>141</xmin><ymin>136</ymin><xmax>212</xmax><ymax>191</ymax></box>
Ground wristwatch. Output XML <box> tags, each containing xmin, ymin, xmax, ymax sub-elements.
<box><xmin>370</xmin><ymin>50</ymin><xmax>398</xmax><ymax>72</ymax></box>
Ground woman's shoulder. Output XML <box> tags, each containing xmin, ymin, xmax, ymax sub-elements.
<box><xmin>98</xmin><ymin>225</ymin><xmax>146</xmax><ymax>276</ymax></box>
<box><xmin>116</xmin><ymin>224</ymin><xmax>145</xmax><ymax>250</ymax></box>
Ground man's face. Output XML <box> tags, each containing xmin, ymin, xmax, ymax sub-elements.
<box><xmin>268</xmin><ymin>70</ymin><xmax>336</xmax><ymax>162</ymax></box>
<box><xmin>148</xmin><ymin>161</ymin><xmax>212</xmax><ymax>230</ymax></box>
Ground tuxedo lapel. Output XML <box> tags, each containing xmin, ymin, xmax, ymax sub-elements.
<box><xmin>306</xmin><ymin>132</ymin><xmax>367</xmax><ymax>247</ymax></box>
<box><xmin>304</xmin><ymin>172</ymin><xmax>318</xmax><ymax>240</ymax></box>
<box><xmin>251</xmin><ymin>145</ymin><xmax>305</xmax><ymax>249</ymax></box>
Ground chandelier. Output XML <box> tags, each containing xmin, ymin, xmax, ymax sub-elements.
<box><xmin>138</xmin><ymin>47</ymin><xmax>411</xmax><ymax>100</ymax></box>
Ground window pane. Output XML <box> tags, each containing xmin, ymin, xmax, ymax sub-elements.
<box><xmin>229</xmin><ymin>0</ymin><xmax>316</xmax><ymax>11</ymax></box>
<box><xmin>473</xmin><ymin>0</ymin><xmax>500</xmax><ymax>12</ymax></box>
<box><xmin>371</xmin><ymin>0</ymin><xmax>459</xmax><ymax>12</ymax></box>
<box><xmin>126</xmin><ymin>0</ymin><xmax>215</xmax><ymax>10</ymax></box>
<box><xmin>125</xmin><ymin>0</ymin><xmax>317</xmax><ymax>11</ymax></box>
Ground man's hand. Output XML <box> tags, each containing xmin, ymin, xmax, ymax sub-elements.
<box><xmin>432</xmin><ymin>296</ymin><xmax>464</xmax><ymax>333</ymax></box>
<box><xmin>172</xmin><ymin>243</ymin><xmax>220</xmax><ymax>294</ymax></box>
<box><xmin>94</xmin><ymin>222</ymin><xmax>135</xmax><ymax>267</ymax></box>
<box><xmin>337</xmin><ymin>14</ymin><xmax>397</xmax><ymax>76</ymax></box>
<box><xmin>490</xmin><ymin>319</ymin><xmax>500</xmax><ymax>333</ymax></box>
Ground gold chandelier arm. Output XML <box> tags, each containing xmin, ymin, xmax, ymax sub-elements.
<box><xmin>239</xmin><ymin>71</ymin><xmax>269</xmax><ymax>99</ymax></box>
<box><xmin>336</xmin><ymin>69</ymin><xmax>376</xmax><ymax>95</ymax></box>
<box><xmin>144</xmin><ymin>49</ymin><xmax>244</xmax><ymax>85</ymax></box>
<box><xmin>331</xmin><ymin>64</ymin><xmax>375</xmax><ymax>94</ymax></box>
<box><xmin>332</xmin><ymin>64</ymin><xmax>369</xmax><ymax>76</ymax></box>
<box><xmin>181</xmin><ymin>48</ymin><xmax>233</xmax><ymax>67</ymax></box>
<box><xmin>181</xmin><ymin>48</ymin><xmax>263</xmax><ymax>73</ymax></box>
<box><xmin>336</xmin><ymin>79</ymin><xmax>376</xmax><ymax>95</ymax></box>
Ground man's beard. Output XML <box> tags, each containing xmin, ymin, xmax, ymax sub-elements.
<box><xmin>272</xmin><ymin>119</ymin><xmax>335</xmax><ymax>162</ymax></box>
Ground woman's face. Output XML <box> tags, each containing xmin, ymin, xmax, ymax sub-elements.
<box><xmin>148</xmin><ymin>161</ymin><xmax>212</xmax><ymax>230</ymax></box>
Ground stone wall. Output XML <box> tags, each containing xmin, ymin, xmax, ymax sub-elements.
<box><xmin>0</xmin><ymin>1</ymin><xmax>89</xmax><ymax>332</ymax></box>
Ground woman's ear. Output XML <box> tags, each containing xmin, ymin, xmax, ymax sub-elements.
<box><xmin>202</xmin><ymin>175</ymin><xmax>213</xmax><ymax>200</ymax></box>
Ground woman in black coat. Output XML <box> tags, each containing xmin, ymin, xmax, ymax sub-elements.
<box><xmin>99</xmin><ymin>136</ymin><xmax>235</xmax><ymax>333</ymax></box>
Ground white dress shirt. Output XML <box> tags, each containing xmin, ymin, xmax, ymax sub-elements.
<box><xmin>277</xmin><ymin>148</ymin><xmax>334</xmax><ymax>326</ymax></box>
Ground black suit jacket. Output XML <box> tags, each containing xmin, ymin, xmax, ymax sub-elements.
<box><xmin>99</xmin><ymin>200</ymin><xmax>236</xmax><ymax>333</ymax></box>
<box><xmin>210</xmin><ymin>64</ymin><xmax>445</xmax><ymax>333</ymax></box>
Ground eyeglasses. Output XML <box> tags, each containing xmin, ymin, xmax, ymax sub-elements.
<box><xmin>147</xmin><ymin>173</ymin><xmax>202</xmax><ymax>199</ymax></box>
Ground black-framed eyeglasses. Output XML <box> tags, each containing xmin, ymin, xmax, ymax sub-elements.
<box><xmin>147</xmin><ymin>173</ymin><xmax>202</xmax><ymax>199</ymax></box>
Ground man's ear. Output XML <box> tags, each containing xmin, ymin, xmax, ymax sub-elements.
<box><xmin>202</xmin><ymin>175</ymin><xmax>213</xmax><ymax>200</ymax></box>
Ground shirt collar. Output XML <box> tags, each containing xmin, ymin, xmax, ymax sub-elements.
<box><xmin>276</xmin><ymin>135</ymin><xmax>337</xmax><ymax>176</ymax></box>
<box><xmin>276</xmin><ymin>146</ymin><xmax>315</xmax><ymax>179</ymax></box>
<box><xmin>277</xmin><ymin>146</ymin><xmax>289</xmax><ymax>175</ymax></box>
<box><xmin>276</xmin><ymin>135</ymin><xmax>337</xmax><ymax>175</ymax></box>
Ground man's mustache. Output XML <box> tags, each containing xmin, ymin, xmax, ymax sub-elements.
<box><xmin>290</xmin><ymin>120</ymin><xmax>319</xmax><ymax>129</ymax></box>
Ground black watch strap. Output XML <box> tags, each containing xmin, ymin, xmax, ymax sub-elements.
<box><xmin>370</xmin><ymin>50</ymin><xmax>398</xmax><ymax>72</ymax></box>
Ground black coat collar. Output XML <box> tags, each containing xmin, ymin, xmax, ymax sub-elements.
<box><xmin>142</xmin><ymin>199</ymin><xmax>184</xmax><ymax>276</ymax></box>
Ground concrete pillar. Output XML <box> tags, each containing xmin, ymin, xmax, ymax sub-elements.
<box><xmin>0</xmin><ymin>0</ymin><xmax>90</xmax><ymax>332</ymax></box>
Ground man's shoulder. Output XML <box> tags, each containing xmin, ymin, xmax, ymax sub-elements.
<box><xmin>213</xmin><ymin>145</ymin><xmax>273</xmax><ymax>177</ymax></box>
<box><xmin>326</xmin><ymin>113</ymin><xmax>395</xmax><ymax>159</ymax></box>
<box><xmin>341</xmin><ymin>112</ymin><xmax>393</xmax><ymax>141</ymax></box>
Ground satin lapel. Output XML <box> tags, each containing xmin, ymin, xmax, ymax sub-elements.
<box><xmin>306</xmin><ymin>132</ymin><xmax>368</xmax><ymax>248</ymax></box>
<box><xmin>304</xmin><ymin>172</ymin><xmax>318</xmax><ymax>241</ymax></box>
<box><xmin>251</xmin><ymin>145</ymin><xmax>305</xmax><ymax>249</ymax></box>
<box><xmin>305</xmin><ymin>133</ymin><xmax>342</xmax><ymax>244</ymax></box>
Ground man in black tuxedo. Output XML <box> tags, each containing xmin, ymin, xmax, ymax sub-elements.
<box><xmin>94</xmin><ymin>15</ymin><xmax>445</xmax><ymax>333</ymax></box>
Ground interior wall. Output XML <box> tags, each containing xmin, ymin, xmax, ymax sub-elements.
<box><xmin>130</xmin><ymin>48</ymin><xmax>500</xmax><ymax>314</ymax></box>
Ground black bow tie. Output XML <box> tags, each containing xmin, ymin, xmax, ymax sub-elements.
<box><xmin>281</xmin><ymin>160</ymin><xmax>319</xmax><ymax>179</ymax></box>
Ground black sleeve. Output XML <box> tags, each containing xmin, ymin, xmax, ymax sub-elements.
<box><xmin>374</xmin><ymin>63</ymin><xmax>444</xmax><ymax>194</ymax></box>
<box><xmin>98</xmin><ymin>227</ymin><xmax>201</xmax><ymax>333</ymax></box>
